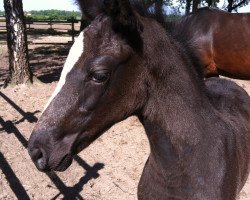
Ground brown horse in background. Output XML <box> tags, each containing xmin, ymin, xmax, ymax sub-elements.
<box><xmin>172</xmin><ymin>7</ymin><xmax>250</xmax><ymax>79</ymax></box>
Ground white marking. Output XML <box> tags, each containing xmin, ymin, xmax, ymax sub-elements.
<box><xmin>43</xmin><ymin>31</ymin><xmax>85</xmax><ymax>111</ymax></box>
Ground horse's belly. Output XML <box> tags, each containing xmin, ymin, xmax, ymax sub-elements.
<box><xmin>213</xmin><ymin>34</ymin><xmax>250</xmax><ymax>78</ymax></box>
<box><xmin>215</xmin><ymin>59</ymin><xmax>250</xmax><ymax>79</ymax></box>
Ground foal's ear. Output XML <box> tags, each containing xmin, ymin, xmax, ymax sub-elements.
<box><xmin>76</xmin><ymin>0</ymin><xmax>104</xmax><ymax>20</ymax></box>
<box><xmin>104</xmin><ymin>0</ymin><xmax>143</xmax><ymax>52</ymax></box>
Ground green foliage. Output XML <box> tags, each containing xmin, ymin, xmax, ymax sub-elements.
<box><xmin>0</xmin><ymin>10</ymin><xmax>5</xmax><ymax>16</ymax></box>
<box><xmin>165</xmin><ymin>14</ymin><xmax>182</xmax><ymax>22</ymax></box>
<box><xmin>25</xmin><ymin>10</ymin><xmax>81</xmax><ymax>21</ymax></box>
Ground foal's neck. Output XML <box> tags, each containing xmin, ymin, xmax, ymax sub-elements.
<box><xmin>141</xmin><ymin>25</ymin><xmax>213</xmax><ymax>170</ymax></box>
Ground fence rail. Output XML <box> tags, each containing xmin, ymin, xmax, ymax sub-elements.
<box><xmin>0</xmin><ymin>18</ymin><xmax>81</xmax><ymax>42</ymax></box>
<box><xmin>0</xmin><ymin>15</ymin><xmax>6</xmax><ymax>31</ymax></box>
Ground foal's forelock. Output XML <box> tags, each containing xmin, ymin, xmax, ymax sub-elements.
<box><xmin>43</xmin><ymin>31</ymin><xmax>85</xmax><ymax>111</ymax></box>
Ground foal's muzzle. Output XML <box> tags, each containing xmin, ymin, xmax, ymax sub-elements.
<box><xmin>28</xmin><ymin>128</ymin><xmax>75</xmax><ymax>172</ymax></box>
<box><xmin>28</xmin><ymin>129</ymin><xmax>50</xmax><ymax>171</ymax></box>
<box><xmin>29</xmin><ymin>147</ymin><xmax>48</xmax><ymax>171</ymax></box>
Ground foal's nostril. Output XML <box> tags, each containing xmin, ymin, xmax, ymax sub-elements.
<box><xmin>30</xmin><ymin>148</ymin><xmax>48</xmax><ymax>171</ymax></box>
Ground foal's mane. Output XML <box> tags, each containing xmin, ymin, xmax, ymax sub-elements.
<box><xmin>130</xmin><ymin>0</ymin><xmax>170</xmax><ymax>29</ymax></box>
<box><xmin>129</xmin><ymin>1</ymin><xmax>204</xmax><ymax>79</ymax></box>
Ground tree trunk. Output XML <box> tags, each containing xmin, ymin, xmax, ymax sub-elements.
<box><xmin>4</xmin><ymin>0</ymin><xmax>32</xmax><ymax>87</ymax></box>
<box><xmin>227</xmin><ymin>0</ymin><xmax>233</xmax><ymax>12</ymax></box>
<box><xmin>186</xmin><ymin>0</ymin><xmax>191</xmax><ymax>14</ymax></box>
<box><xmin>154</xmin><ymin>0</ymin><xmax>165</xmax><ymax>24</ymax></box>
<box><xmin>192</xmin><ymin>0</ymin><xmax>200</xmax><ymax>12</ymax></box>
<box><xmin>207</xmin><ymin>0</ymin><xmax>213</xmax><ymax>7</ymax></box>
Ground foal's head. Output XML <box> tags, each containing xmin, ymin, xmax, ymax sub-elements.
<box><xmin>28</xmin><ymin>0</ymin><xmax>159</xmax><ymax>172</ymax></box>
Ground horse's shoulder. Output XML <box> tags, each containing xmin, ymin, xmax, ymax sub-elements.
<box><xmin>205</xmin><ymin>78</ymin><xmax>249</xmax><ymax>101</ymax></box>
<box><xmin>205</xmin><ymin>78</ymin><xmax>250</xmax><ymax>119</ymax></box>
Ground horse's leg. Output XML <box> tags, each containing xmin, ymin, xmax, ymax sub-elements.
<box><xmin>197</xmin><ymin>40</ymin><xmax>219</xmax><ymax>78</ymax></box>
<box><xmin>204</xmin><ymin>61</ymin><xmax>219</xmax><ymax>78</ymax></box>
<box><xmin>137</xmin><ymin>158</ymin><xmax>153</xmax><ymax>200</ymax></box>
<box><xmin>199</xmin><ymin>48</ymin><xmax>219</xmax><ymax>78</ymax></box>
<box><xmin>137</xmin><ymin>157</ymin><xmax>166</xmax><ymax>200</ymax></box>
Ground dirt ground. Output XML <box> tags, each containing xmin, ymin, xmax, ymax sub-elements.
<box><xmin>1</xmin><ymin>34</ymin><xmax>250</xmax><ymax>200</ymax></box>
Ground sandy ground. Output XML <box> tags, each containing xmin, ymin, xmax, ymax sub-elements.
<box><xmin>1</xmin><ymin>34</ymin><xmax>250</xmax><ymax>200</ymax></box>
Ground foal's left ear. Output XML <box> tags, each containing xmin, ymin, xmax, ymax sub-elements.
<box><xmin>104</xmin><ymin>0</ymin><xmax>143</xmax><ymax>52</ymax></box>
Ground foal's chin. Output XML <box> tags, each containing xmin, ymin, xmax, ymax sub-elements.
<box><xmin>40</xmin><ymin>154</ymin><xmax>73</xmax><ymax>172</ymax></box>
<box><xmin>51</xmin><ymin>154</ymin><xmax>74</xmax><ymax>172</ymax></box>
<box><xmin>46</xmin><ymin>140</ymin><xmax>91</xmax><ymax>172</ymax></box>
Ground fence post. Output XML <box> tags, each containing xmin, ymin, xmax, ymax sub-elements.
<box><xmin>50</xmin><ymin>19</ymin><xmax>52</xmax><ymax>29</ymax></box>
<box><xmin>71</xmin><ymin>17</ymin><xmax>75</xmax><ymax>42</ymax></box>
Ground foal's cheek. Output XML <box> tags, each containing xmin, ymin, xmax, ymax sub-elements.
<box><xmin>79</xmin><ymin>83</ymin><xmax>108</xmax><ymax>112</ymax></box>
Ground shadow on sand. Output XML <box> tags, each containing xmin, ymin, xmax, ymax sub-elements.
<box><xmin>0</xmin><ymin>91</ymin><xmax>104</xmax><ymax>200</ymax></box>
<box><xmin>29</xmin><ymin>44</ymin><xmax>71</xmax><ymax>84</ymax></box>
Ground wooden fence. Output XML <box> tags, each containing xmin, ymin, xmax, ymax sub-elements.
<box><xmin>0</xmin><ymin>17</ymin><xmax>80</xmax><ymax>43</ymax></box>
<box><xmin>0</xmin><ymin>16</ymin><xmax>6</xmax><ymax>32</ymax></box>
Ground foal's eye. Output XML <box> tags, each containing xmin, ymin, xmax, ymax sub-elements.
<box><xmin>90</xmin><ymin>71</ymin><xmax>110</xmax><ymax>83</ymax></box>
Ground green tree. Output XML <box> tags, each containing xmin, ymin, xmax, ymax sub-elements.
<box><xmin>227</xmin><ymin>0</ymin><xmax>249</xmax><ymax>12</ymax></box>
<box><xmin>28</xmin><ymin>10</ymin><xmax>81</xmax><ymax>21</ymax></box>
<box><xmin>187</xmin><ymin>0</ymin><xmax>248</xmax><ymax>13</ymax></box>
